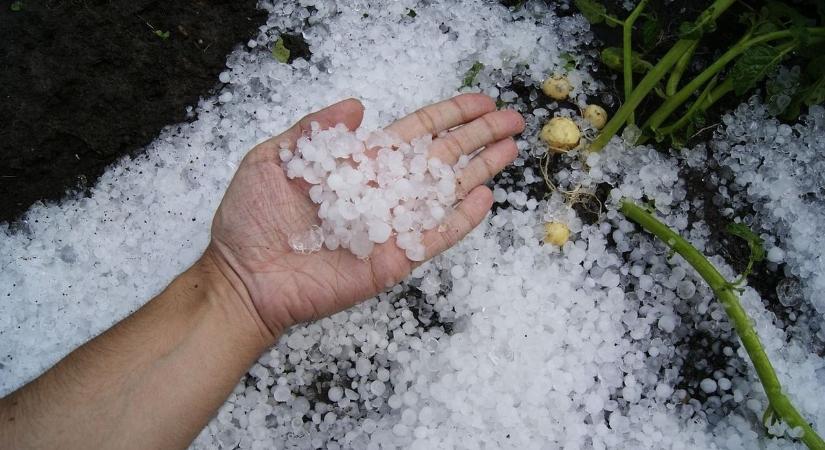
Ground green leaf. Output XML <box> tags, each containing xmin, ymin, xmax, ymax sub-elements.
<box><xmin>762</xmin><ymin>1</ymin><xmax>812</xmax><ymax>28</ymax></box>
<box><xmin>154</xmin><ymin>30</ymin><xmax>170</xmax><ymax>39</ymax></box>
<box><xmin>574</xmin><ymin>0</ymin><xmax>606</xmax><ymax>24</ymax></box>
<box><xmin>679</xmin><ymin>4</ymin><xmax>723</xmax><ymax>39</ymax></box>
<box><xmin>692</xmin><ymin>111</ymin><xmax>707</xmax><ymax>128</ymax></box>
<box><xmin>730</xmin><ymin>45</ymin><xmax>783</xmax><ymax>96</ymax></box>
<box><xmin>756</xmin><ymin>2</ymin><xmax>813</xmax><ymax>45</ymax></box>
<box><xmin>461</xmin><ymin>61</ymin><xmax>484</xmax><ymax>88</ymax></box>
<box><xmin>560</xmin><ymin>52</ymin><xmax>577</xmax><ymax>71</ymax></box>
<box><xmin>573</xmin><ymin>0</ymin><xmax>619</xmax><ymax>26</ymax></box>
<box><xmin>726</xmin><ymin>222</ymin><xmax>766</xmax><ymax>268</ymax></box>
<box><xmin>600</xmin><ymin>47</ymin><xmax>653</xmax><ymax>74</ymax></box>
<box><xmin>10</xmin><ymin>1</ymin><xmax>23</xmax><ymax>11</ymax></box>
<box><xmin>803</xmin><ymin>74</ymin><xmax>825</xmax><ymax>106</ymax></box>
<box><xmin>640</xmin><ymin>17</ymin><xmax>661</xmax><ymax>51</ymax></box>
<box><xmin>678</xmin><ymin>21</ymin><xmax>701</xmax><ymax>39</ymax></box>
<box><xmin>762</xmin><ymin>405</ymin><xmax>778</xmax><ymax>427</ymax></box>
<box><xmin>791</xmin><ymin>25</ymin><xmax>812</xmax><ymax>47</ymax></box>
<box><xmin>801</xmin><ymin>56</ymin><xmax>825</xmax><ymax>106</ymax></box>
<box><xmin>752</xmin><ymin>19</ymin><xmax>781</xmax><ymax>36</ymax></box>
<box><xmin>601</xmin><ymin>47</ymin><xmax>621</xmax><ymax>70</ymax></box>
<box><xmin>779</xmin><ymin>57</ymin><xmax>824</xmax><ymax>120</ymax></box>
<box><xmin>272</xmin><ymin>37</ymin><xmax>290</xmax><ymax>64</ymax></box>
<box><xmin>682</xmin><ymin>111</ymin><xmax>708</xmax><ymax>143</ymax></box>
<box><xmin>506</xmin><ymin>0</ymin><xmax>526</xmax><ymax>10</ymax></box>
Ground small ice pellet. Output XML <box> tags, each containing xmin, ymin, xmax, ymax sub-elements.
<box><xmin>767</xmin><ymin>246</ymin><xmax>785</xmax><ymax>262</ymax></box>
<box><xmin>493</xmin><ymin>187</ymin><xmax>508</xmax><ymax>203</ymax></box>
<box><xmin>717</xmin><ymin>378</ymin><xmax>732</xmax><ymax>391</ymax></box>
<box><xmin>676</xmin><ymin>280</ymin><xmax>696</xmax><ymax>299</ymax></box>
<box><xmin>657</xmin><ymin>315</ymin><xmax>677</xmax><ymax>333</ymax></box>
<box><xmin>405</xmin><ymin>245</ymin><xmax>426</xmax><ymax>262</ymax></box>
<box><xmin>450</xmin><ymin>265</ymin><xmax>465</xmax><ymax>279</ymax></box>
<box><xmin>377</xmin><ymin>368</ymin><xmax>390</xmax><ymax>382</ymax></box>
<box><xmin>368</xmin><ymin>221</ymin><xmax>392</xmax><ymax>244</ymax></box>
<box><xmin>388</xmin><ymin>395</ymin><xmax>403</xmax><ymax>409</ymax></box>
<box><xmin>273</xmin><ymin>385</ymin><xmax>291</xmax><ymax>402</ymax></box>
<box><xmin>289</xmin><ymin>225</ymin><xmax>324</xmax><ymax>254</ymax></box>
<box><xmin>355</xmin><ymin>357</ymin><xmax>371</xmax><ymax>376</ymax></box>
<box><xmin>328</xmin><ymin>386</ymin><xmax>344</xmax><ymax>403</ymax></box>
<box><xmin>700</xmin><ymin>378</ymin><xmax>717</xmax><ymax>393</ymax></box>
<box><xmin>370</xmin><ymin>380</ymin><xmax>386</xmax><ymax>396</ymax></box>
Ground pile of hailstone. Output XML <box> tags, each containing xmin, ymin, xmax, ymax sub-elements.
<box><xmin>281</xmin><ymin>122</ymin><xmax>457</xmax><ymax>261</ymax></box>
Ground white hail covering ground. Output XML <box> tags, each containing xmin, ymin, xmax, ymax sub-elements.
<box><xmin>1</xmin><ymin>0</ymin><xmax>824</xmax><ymax>449</ymax></box>
<box><xmin>713</xmin><ymin>102</ymin><xmax>825</xmax><ymax>325</ymax></box>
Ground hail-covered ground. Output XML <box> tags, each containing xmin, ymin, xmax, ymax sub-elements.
<box><xmin>2</xmin><ymin>0</ymin><xmax>824</xmax><ymax>449</ymax></box>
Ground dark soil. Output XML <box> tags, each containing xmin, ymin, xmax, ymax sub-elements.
<box><xmin>0</xmin><ymin>0</ymin><xmax>267</xmax><ymax>224</ymax></box>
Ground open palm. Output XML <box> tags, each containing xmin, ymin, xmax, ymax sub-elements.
<box><xmin>208</xmin><ymin>94</ymin><xmax>524</xmax><ymax>336</ymax></box>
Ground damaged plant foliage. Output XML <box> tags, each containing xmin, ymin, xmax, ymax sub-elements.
<box><xmin>574</xmin><ymin>0</ymin><xmax>825</xmax><ymax>150</ymax></box>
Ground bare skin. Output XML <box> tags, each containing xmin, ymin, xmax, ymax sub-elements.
<box><xmin>0</xmin><ymin>94</ymin><xmax>524</xmax><ymax>450</ymax></box>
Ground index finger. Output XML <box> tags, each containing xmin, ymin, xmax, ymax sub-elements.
<box><xmin>384</xmin><ymin>93</ymin><xmax>496</xmax><ymax>141</ymax></box>
<box><xmin>416</xmin><ymin>185</ymin><xmax>494</xmax><ymax>264</ymax></box>
<box><xmin>252</xmin><ymin>98</ymin><xmax>366</xmax><ymax>161</ymax></box>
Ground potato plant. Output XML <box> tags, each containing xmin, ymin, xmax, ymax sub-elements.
<box><xmin>577</xmin><ymin>0</ymin><xmax>825</xmax><ymax>150</ymax></box>
<box><xmin>572</xmin><ymin>1</ymin><xmax>825</xmax><ymax>447</ymax></box>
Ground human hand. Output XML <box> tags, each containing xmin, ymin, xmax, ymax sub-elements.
<box><xmin>205</xmin><ymin>94</ymin><xmax>524</xmax><ymax>339</ymax></box>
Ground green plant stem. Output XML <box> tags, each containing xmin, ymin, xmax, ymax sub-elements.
<box><xmin>699</xmin><ymin>76</ymin><xmax>734</xmax><ymax>110</ymax></box>
<box><xmin>645</xmin><ymin>29</ymin><xmax>825</xmax><ymax>133</ymax></box>
<box><xmin>619</xmin><ymin>200</ymin><xmax>825</xmax><ymax>450</ymax></box>
<box><xmin>605</xmin><ymin>15</ymin><xmax>625</xmax><ymax>27</ymax></box>
<box><xmin>590</xmin><ymin>0</ymin><xmax>737</xmax><ymax>151</ymax></box>
<box><xmin>591</xmin><ymin>39</ymin><xmax>696</xmax><ymax>151</ymax></box>
<box><xmin>655</xmin><ymin>76</ymin><xmax>732</xmax><ymax>139</ymax></box>
<box><xmin>650</xmin><ymin>76</ymin><xmax>721</xmax><ymax>140</ymax></box>
<box><xmin>666</xmin><ymin>40</ymin><xmax>697</xmax><ymax>96</ymax></box>
<box><xmin>623</xmin><ymin>0</ymin><xmax>650</xmax><ymax>125</ymax></box>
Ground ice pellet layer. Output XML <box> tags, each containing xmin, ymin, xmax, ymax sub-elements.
<box><xmin>713</xmin><ymin>101</ymin><xmax>825</xmax><ymax>322</ymax></box>
<box><xmin>2</xmin><ymin>0</ymin><xmax>825</xmax><ymax>449</ymax></box>
<box><xmin>284</xmin><ymin>124</ymin><xmax>457</xmax><ymax>261</ymax></box>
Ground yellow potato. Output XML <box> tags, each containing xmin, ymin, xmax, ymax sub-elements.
<box><xmin>542</xmin><ymin>75</ymin><xmax>573</xmax><ymax>101</ymax></box>
<box><xmin>540</xmin><ymin>117</ymin><xmax>581</xmax><ymax>153</ymax></box>
<box><xmin>543</xmin><ymin>221</ymin><xmax>571</xmax><ymax>246</ymax></box>
<box><xmin>583</xmin><ymin>104</ymin><xmax>608</xmax><ymax>130</ymax></box>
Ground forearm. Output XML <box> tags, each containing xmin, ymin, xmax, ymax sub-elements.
<box><xmin>0</xmin><ymin>248</ymin><xmax>277</xmax><ymax>450</ymax></box>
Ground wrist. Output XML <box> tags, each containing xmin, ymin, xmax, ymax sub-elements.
<box><xmin>196</xmin><ymin>245</ymin><xmax>280</xmax><ymax>347</ymax></box>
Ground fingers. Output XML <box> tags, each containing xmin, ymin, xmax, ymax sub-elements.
<box><xmin>257</xmin><ymin>98</ymin><xmax>365</xmax><ymax>156</ymax></box>
<box><xmin>384</xmin><ymin>93</ymin><xmax>496</xmax><ymax>141</ymax></box>
<box><xmin>294</xmin><ymin>98</ymin><xmax>365</xmax><ymax>135</ymax></box>
<box><xmin>429</xmin><ymin>109</ymin><xmax>524</xmax><ymax>165</ymax></box>
<box><xmin>455</xmin><ymin>138</ymin><xmax>518</xmax><ymax>198</ymax></box>
<box><xmin>419</xmin><ymin>185</ymin><xmax>493</xmax><ymax>262</ymax></box>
